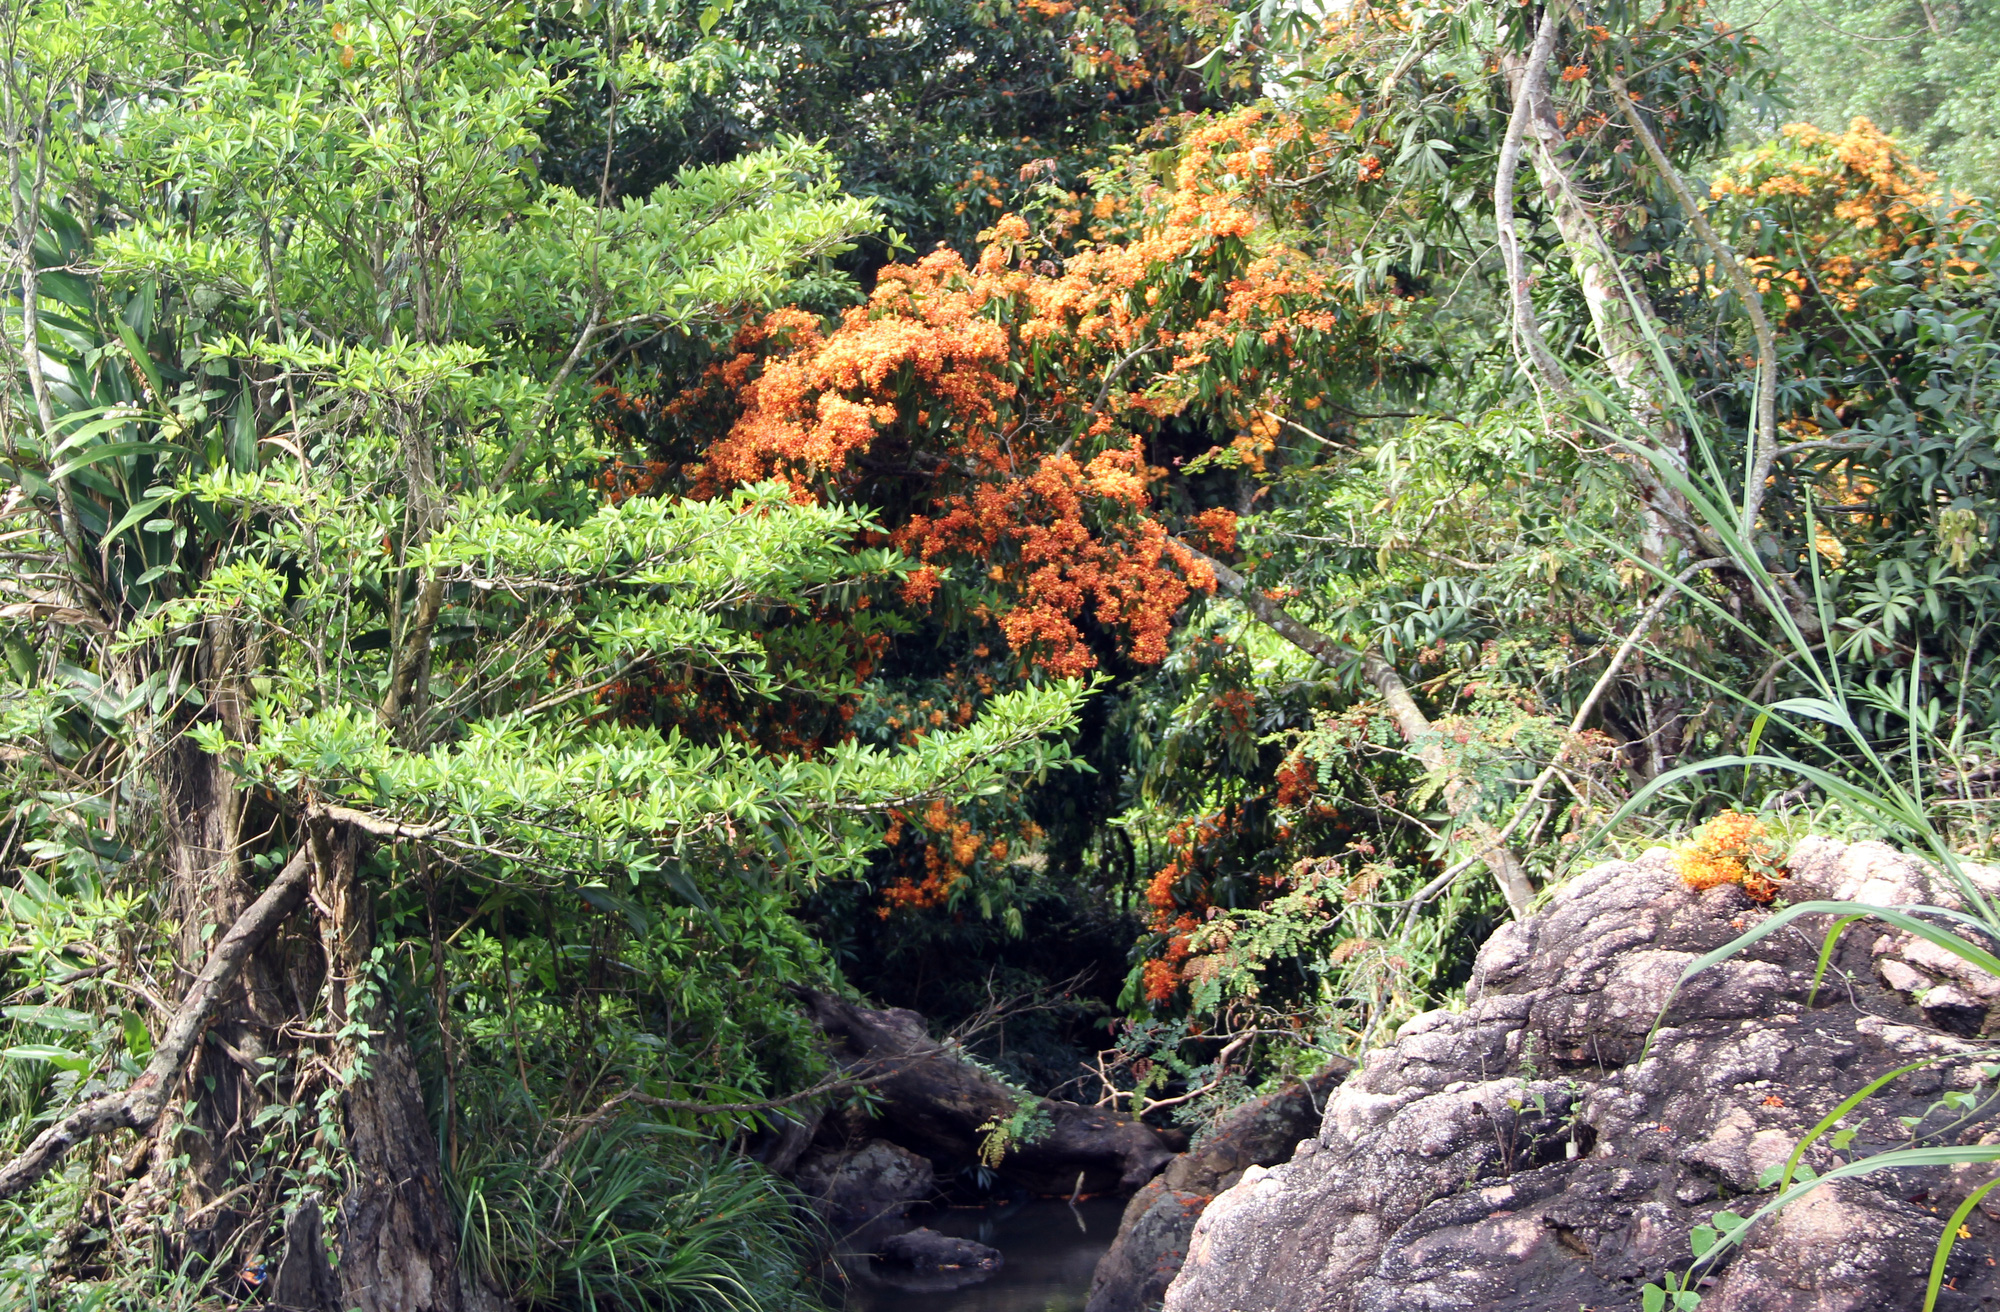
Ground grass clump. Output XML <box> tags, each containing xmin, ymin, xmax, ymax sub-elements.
<box><xmin>450</xmin><ymin>1120</ymin><xmax>828</xmax><ymax>1312</ymax></box>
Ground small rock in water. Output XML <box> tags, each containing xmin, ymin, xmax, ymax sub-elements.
<box><xmin>876</xmin><ymin>1227</ymin><xmax>1004</xmax><ymax>1274</ymax></box>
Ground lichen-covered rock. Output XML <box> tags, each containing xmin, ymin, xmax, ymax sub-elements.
<box><xmin>1162</xmin><ymin>840</ymin><xmax>2000</xmax><ymax>1312</ymax></box>
<box><xmin>1086</xmin><ymin>1063</ymin><xmax>1350</xmax><ymax>1312</ymax></box>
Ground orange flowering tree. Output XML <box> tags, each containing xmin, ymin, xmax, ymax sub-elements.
<box><xmin>1702</xmin><ymin>121</ymin><xmax>2000</xmax><ymax>740</ymax></box>
<box><xmin>560</xmin><ymin>104</ymin><xmax>1425</xmax><ymax>974</ymax></box>
<box><xmin>588</xmin><ymin>4</ymin><xmax>1854</xmax><ymax>1088</ymax></box>
<box><xmin>1709</xmin><ymin>118</ymin><xmax>1961</xmax><ymax>320</ymax></box>
<box><xmin>664</xmin><ymin>107</ymin><xmax>1395</xmax><ymax>680</ymax></box>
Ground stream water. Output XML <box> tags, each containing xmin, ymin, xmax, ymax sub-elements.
<box><xmin>836</xmin><ymin>1196</ymin><xmax>1126</xmax><ymax>1312</ymax></box>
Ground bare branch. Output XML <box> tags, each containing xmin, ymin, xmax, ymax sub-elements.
<box><xmin>0</xmin><ymin>799</ymin><xmax>456</xmax><ymax>1201</ymax></box>
<box><xmin>316</xmin><ymin>804</ymin><xmax>449</xmax><ymax>841</ymax></box>
<box><xmin>1495</xmin><ymin>7</ymin><xmax>1570</xmax><ymax>397</ymax></box>
<box><xmin>1394</xmin><ymin>556</ymin><xmax>1729</xmax><ymax>932</ymax></box>
<box><xmin>493</xmin><ymin>304</ymin><xmax>602</xmax><ymax>489</ymax></box>
<box><xmin>534</xmin><ymin>1063</ymin><xmax>912</xmax><ymax>1172</ymax></box>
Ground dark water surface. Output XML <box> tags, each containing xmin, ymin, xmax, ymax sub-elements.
<box><xmin>838</xmin><ymin>1196</ymin><xmax>1126</xmax><ymax>1312</ymax></box>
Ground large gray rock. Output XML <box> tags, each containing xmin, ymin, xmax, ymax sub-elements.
<box><xmin>1086</xmin><ymin>1063</ymin><xmax>1350</xmax><ymax>1312</ymax></box>
<box><xmin>1162</xmin><ymin>839</ymin><xmax>2000</xmax><ymax>1312</ymax></box>
<box><xmin>795</xmin><ymin>1138</ymin><xmax>937</xmax><ymax>1230</ymax></box>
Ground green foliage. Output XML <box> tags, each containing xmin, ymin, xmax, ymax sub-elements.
<box><xmin>0</xmin><ymin>0</ymin><xmax>1086</xmax><ymax>1295</ymax></box>
<box><xmin>529</xmin><ymin>0</ymin><xmax>1237</xmax><ymax>258</ymax></box>
<box><xmin>8</xmin><ymin>0</ymin><xmax>2000</xmax><ymax>1297</ymax></box>
<box><xmin>975</xmin><ymin>1101</ymin><xmax>1053</xmax><ymax>1168</ymax></box>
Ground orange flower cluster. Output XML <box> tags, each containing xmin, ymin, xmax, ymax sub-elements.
<box><xmin>878</xmin><ymin>687</ymin><xmax>980</xmax><ymax>745</ymax></box>
<box><xmin>1213</xmin><ymin>687</ymin><xmax>1255</xmax><ymax>733</ymax></box>
<box><xmin>877</xmin><ymin>800</ymin><xmax>1036</xmax><ymax>917</ymax></box>
<box><xmin>879</xmin><ymin>798</ymin><xmax>976</xmax><ymax>913</ymax></box>
<box><xmin>689</xmin><ymin>107</ymin><xmax>1377</xmax><ymax>675</ymax></box>
<box><xmin>1710</xmin><ymin>119</ymin><xmax>1956</xmax><ymax>318</ymax></box>
<box><xmin>594</xmin><ymin>458</ymin><xmax>673</xmax><ymax>503</ymax></box>
<box><xmin>1184</xmin><ymin>506</ymin><xmax>1239</xmax><ymax>554</ymax></box>
<box><xmin>1140</xmin><ymin>957</ymin><xmax>1181</xmax><ymax>1004</ymax></box>
<box><xmin>1673</xmin><ymin>810</ymin><xmax>1788</xmax><ymax>903</ymax></box>
<box><xmin>1273</xmin><ymin>755</ymin><xmax>1318</xmax><ymax>807</ymax></box>
<box><xmin>1064</xmin><ymin>0</ymin><xmax>1152</xmax><ymax>89</ymax></box>
<box><xmin>1143</xmin><ymin>811</ymin><xmax>1239</xmax><ymax>927</ymax></box>
<box><xmin>1133</xmin><ymin>809</ymin><xmax>1242</xmax><ymax>1002</ymax></box>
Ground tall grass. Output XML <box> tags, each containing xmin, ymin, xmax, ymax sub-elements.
<box><xmin>1548</xmin><ymin>270</ymin><xmax>2000</xmax><ymax>1304</ymax></box>
<box><xmin>450</xmin><ymin>1119</ymin><xmax>829</xmax><ymax>1312</ymax></box>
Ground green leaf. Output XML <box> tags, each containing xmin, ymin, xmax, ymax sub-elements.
<box><xmin>576</xmin><ymin>883</ymin><xmax>650</xmax><ymax>935</ymax></box>
<box><xmin>102</xmin><ymin>493</ymin><xmax>172</xmax><ymax>548</ymax></box>
<box><xmin>121</xmin><ymin>1009</ymin><xmax>152</xmax><ymax>1059</ymax></box>
<box><xmin>3</xmin><ymin>1005</ymin><xmax>95</xmax><ymax>1032</ymax></box>
<box><xmin>661</xmin><ymin>862</ymin><xmax>717</xmax><ymax>918</ymax></box>
<box><xmin>1767</xmin><ymin>696</ymin><xmax>1860</xmax><ymax>732</ymax></box>
<box><xmin>3</xmin><ymin>1044</ymin><xmax>91</xmax><ymax>1073</ymax></box>
<box><xmin>114</xmin><ymin>313</ymin><xmax>166</xmax><ymax>402</ymax></box>
<box><xmin>1928</xmin><ymin>1176</ymin><xmax>2000</xmax><ymax>1310</ymax></box>
<box><xmin>48</xmin><ymin>441</ymin><xmax>184</xmax><ymax>482</ymax></box>
<box><xmin>49</xmin><ymin>409</ymin><xmax>142</xmax><ymax>454</ymax></box>
<box><xmin>1643</xmin><ymin>1285</ymin><xmax>1667</xmax><ymax>1312</ymax></box>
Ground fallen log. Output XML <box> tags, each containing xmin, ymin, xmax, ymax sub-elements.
<box><xmin>799</xmin><ymin>990</ymin><xmax>1175</xmax><ymax>1195</ymax></box>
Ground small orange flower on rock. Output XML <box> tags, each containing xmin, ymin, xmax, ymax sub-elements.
<box><xmin>1673</xmin><ymin>810</ymin><xmax>1788</xmax><ymax>903</ymax></box>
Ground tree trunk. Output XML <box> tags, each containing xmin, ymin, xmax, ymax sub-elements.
<box><xmin>122</xmin><ymin>615</ymin><xmax>301</xmax><ymax>1256</ymax></box>
<box><xmin>41</xmin><ymin>793</ymin><xmax>465</xmax><ymax>1310</ymax></box>
<box><xmin>312</xmin><ymin>822</ymin><xmax>465</xmax><ymax>1312</ymax></box>
<box><xmin>160</xmin><ymin>742</ymin><xmax>286</xmax><ymax>1207</ymax></box>
<box><xmin>1499</xmin><ymin>32</ymin><xmax>1694</xmax><ymax>568</ymax></box>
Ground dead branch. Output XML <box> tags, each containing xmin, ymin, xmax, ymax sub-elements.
<box><xmin>1494</xmin><ymin>6</ymin><xmax>1570</xmax><ymax>397</ymax></box>
<box><xmin>0</xmin><ymin>846</ymin><xmax>313</xmax><ymax>1201</ymax></box>
<box><xmin>0</xmin><ymin>800</ymin><xmax>449</xmax><ymax>1201</ymax></box>
<box><xmin>316</xmin><ymin>804</ymin><xmax>449</xmax><ymax>841</ymax></box>
<box><xmin>533</xmin><ymin>1063</ymin><xmax>913</xmax><ymax>1172</ymax></box>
